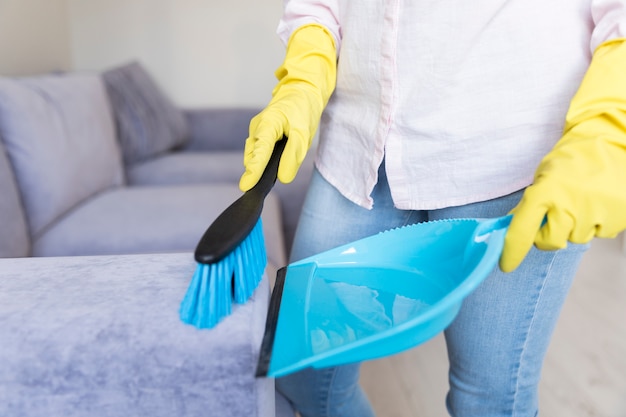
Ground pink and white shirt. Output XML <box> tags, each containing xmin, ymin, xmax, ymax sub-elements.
<box><xmin>277</xmin><ymin>0</ymin><xmax>626</xmax><ymax>210</ymax></box>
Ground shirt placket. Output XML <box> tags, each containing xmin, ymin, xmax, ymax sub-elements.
<box><xmin>377</xmin><ymin>0</ymin><xmax>400</xmax><ymax>150</ymax></box>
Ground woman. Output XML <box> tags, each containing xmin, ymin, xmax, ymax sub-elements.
<box><xmin>240</xmin><ymin>1</ymin><xmax>626</xmax><ymax>416</ymax></box>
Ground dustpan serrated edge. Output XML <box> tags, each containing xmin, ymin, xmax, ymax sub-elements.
<box><xmin>374</xmin><ymin>216</ymin><xmax>486</xmax><ymax>235</ymax></box>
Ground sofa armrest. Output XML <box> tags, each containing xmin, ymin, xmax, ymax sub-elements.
<box><xmin>181</xmin><ymin>108</ymin><xmax>261</xmax><ymax>152</ymax></box>
<box><xmin>0</xmin><ymin>253</ymin><xmax>277</xmax><ymax>417</ymax></box>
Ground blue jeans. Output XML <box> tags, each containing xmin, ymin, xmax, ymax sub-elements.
<box><xmin>275</xmin><ymin>166</ymin><xmax>587</xmax><ymax>417</ymax></box>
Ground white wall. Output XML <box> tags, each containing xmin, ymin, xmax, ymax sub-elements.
<box><xmin>67</xmin><ymin>0</ymin><xmax>285</xmax><ymax>108</ymax></box>
<box><xmin>0</xmin><ymin>0</ymin><xmax>72</xmax><ymax>76</ymax></box>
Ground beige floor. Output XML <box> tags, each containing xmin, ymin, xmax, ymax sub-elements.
<box><xmin>360</xmin><ymin>236</ymin><xmax>626</xmax><ymax>417</ymax></box>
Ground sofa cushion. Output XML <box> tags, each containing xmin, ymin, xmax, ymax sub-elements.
<box><xmin>0</xmin><ymin>144</ymin><xmax>30</xmax><ymax>257</ymax></box>
<box><xmin>103</xmin><ymin>61</ymin><xmax>189</xmax><ymax>164</ymax></box>
<box><xmin>33</xmin><ymin>184</ymin><xmax>287</xmax><ymax>269</ymax></box>
<box><xmin>126</xmin><ymin>148</ymin><xmax>316</xmax><ymax>255</ymax></box>
<box><xmin>182</xmin><ymin>108</ymin><xmax>260</xmax><ymax>152</ymax></box>
<box><xmin>125</xmin><ymin>151</ymin><xmax>244</xmax><ymax>186</ymax></box>
<box><xmin>0</xmin><ymin>74</ymin><xmax>124</xmax><ymax>237</ymax></box>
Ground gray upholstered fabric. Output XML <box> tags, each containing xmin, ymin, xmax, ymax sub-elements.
<box><xmin>127</xmin><ymin>147</ymin><xmax>316</xmax><ymax>255</ymax></box>
<box><xmin>182</xmin><ymin>108</ymin><xmax>260</xmax><ymax>152</ymax></box>
<box><xmin>33</xmin><ymin>184</ymin><xmax>287</xmax><ymax>269</ymax></box>
<box><xmin>0</xmin><ymin>253</ymin><xmax>275</xmax><ymax>417</ymax></box>
<box><xmin>276</xmin><ymin>390</ymin><xmax>296</xmax><ymax>417</ymax></box>
<box><xmin>126</xmin><ymin>151</ymin><xmax>244</xmax><ymax>186</ymax></box>
<box><xmin>0</xmin><ymin>144</ymin><xmax>30</xmax><ymax>257</ymax></box>
<box><xmin>0</xmin><ymin>74</ymin><xmax>124</xmax><ymax>237</ymax></box>
<box><xmin>103</xmin><ymin>61</ymin><xmax>189</xmax><ymax>164</ymax></box>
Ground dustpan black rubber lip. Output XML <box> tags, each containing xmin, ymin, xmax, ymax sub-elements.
<box><xmin>255</xmin><ymin>266</ymin><xmax>287</xmax><ymax>377</ymax></box>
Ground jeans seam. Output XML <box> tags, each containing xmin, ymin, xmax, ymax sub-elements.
<box><xmin>511</xmin><ymin>251</ymin><xmax>558</xmax><ymax>417</ymax></box>
<box><xmin>321</xmin><ymin>367</ymin><xmax>335</xmax><ymax>417</ymax></box>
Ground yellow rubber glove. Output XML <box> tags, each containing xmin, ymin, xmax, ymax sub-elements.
<box><xmin>239</xmin><ymin>24</ymin><xmax>337</xmax><ymax>191</ymax></box>
<box><xmin>500</xmin><ymin>38</ymin><xmax>626</xmax><ymax>272</ymax></box>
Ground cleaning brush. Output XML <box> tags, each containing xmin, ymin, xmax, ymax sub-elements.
<box><xmin>180</xmin><ymin>137</ymin><xmax>287</xmax><ymax>329</ymax></box>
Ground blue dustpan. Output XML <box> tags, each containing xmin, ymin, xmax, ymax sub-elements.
<box><xmin>256</xmin><ymin>215</ymin><xmax>512</xmax><ymax>378</ymax></box>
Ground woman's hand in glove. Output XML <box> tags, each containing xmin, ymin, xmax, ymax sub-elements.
<box><xmin>500</xmin><ymin>39</ymin><xmax>626</xmax><ymax>272</ymax></box>
<box><xmin>239</xmin><ymin>24</ymin><xmax>337</xmax><ymax>191</ymax></box>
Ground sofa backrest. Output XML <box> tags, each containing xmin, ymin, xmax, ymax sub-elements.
<box><xmin>0</xmin><ymin>140</ymin><xmax>30</xmax><ymax>257</ymax></box>
<box><xmin>0</xmin><ymin>74</ymin><xmax>125</xmax><ymax>240</ymax></box>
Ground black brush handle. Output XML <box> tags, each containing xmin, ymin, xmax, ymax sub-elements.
<box><xmin>194</xmin><ymin>137</ymin><xmax>287</xmax><ymax>264</ymax></box>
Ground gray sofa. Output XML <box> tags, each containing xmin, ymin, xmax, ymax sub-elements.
<box><xmin>0</xmin><ymin>62</ymin><xmax>311</xmax><ymax>416</ymax></box>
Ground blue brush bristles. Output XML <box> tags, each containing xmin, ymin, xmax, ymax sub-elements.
<box><xmin>179</xmin><ymin>219</ymin><xmax>267</xmax><ymax>329</ymax></box>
